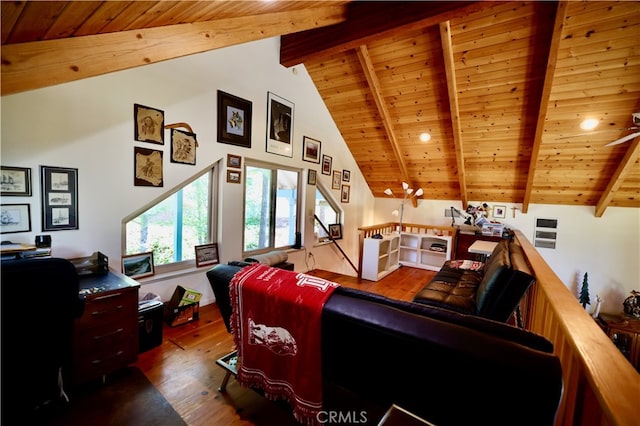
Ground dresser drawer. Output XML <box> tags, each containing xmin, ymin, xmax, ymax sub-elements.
<box><xmin>79</xmin><ymin>291</ymin><xmax>138</xmax><ymax>329</ymax></box>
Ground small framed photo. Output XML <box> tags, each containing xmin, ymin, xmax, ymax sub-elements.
<box><xmin>302</xmin><ymin>136</ymin><xmax>321</xmax><ymax>163</ymax></box>
<box><xmin>170</xmin><ymin>129</ymin><xmax>196</xmax><ymax>165</ymax></box>
<box><xmin>122</xmin><ymin>251</ymin><xmax>155</xmax><ymax>279</ymax></box>
<box><xmin>227</xmin><ymin>154</ymin><xmax>242</xmax><ymax>169</ymax></box>
<box><xmin>342</xmin><ymin>169</ymin><xmax>351</xmax><ymax>182</ymax></box>
<box><xmin>195</xmin><ymin>243</ymin><xmax>220</xmax><ymax>267</ymax></box>
<box><xmin>322</xmin><ymin>154</ymin><xmax>332</xmax><ymax>175</ymax></box>
<box><xmin>217</xmin><ymin>90</ymin><xmax>252</xmax><ymax>148</ymax></box>
<box><xmin>40</xmin><ymin>166</ymin><xmax>78</xmax><ymax>231</ymax></box>
<box><xmin>1</xmin><ymin>166</ymin><xmax>32</xmax><ymax>196</ymax></box>
<box><xmin>332</xmin><ymin>170</ymin><xmax>341</xmax><ymax>190</ymax></box>
<box><xmin>227</xmin><ymin>170</ymin><xmax>241</xmax><ymax>184</ymax></box>
<box><xmin>0</xmin><ymin>204</ymin><xmax>31</xmax><ymax>234</ymax></box>
<box><xmin>134</xmin><ymin>103</ymin><xmax>164</xmax><ymax>144</ymax></box>
<box><xmin>308</xmin><ymin>169</ymin><xmax>317</xmax><ymax>185</ymax></box>
<box><xmin>266</xmin><ymin>91</ymin><xmax>294</xmax><ymax>158</ymax></box>
<box><xmin>134</xmin><ymin>147</ymin><xmax>163</xmax><ymax>187</ymax></box>
<box><xmin>328</xmin><ymin>223</ymin><xmax>342</xmax><ymax>240</ymax></box>
<box><xmin>341</xmin><ymin>184</ymin><xmax>350</xmax><ymax>203</ymax></box>
<box><xmin>493</xmin><ymin>205</ymin><xmax>506</xmax><ymax>219</ymax></box>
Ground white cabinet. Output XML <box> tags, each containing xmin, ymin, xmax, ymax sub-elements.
<box><xmin>362</xmin><ymin>234</ymin><xmax>400</xmax><ymax>281</ymax></box>
<box><xmin>399</xmin><ymin>232</ymin><xmax>452</xmax><ymax>271</ymax></box>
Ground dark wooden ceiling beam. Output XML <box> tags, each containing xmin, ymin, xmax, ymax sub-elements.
<box><xmin>280</xmin><ymin>1</ymin><xmax>482</xmax><ymax>67</ymax></box>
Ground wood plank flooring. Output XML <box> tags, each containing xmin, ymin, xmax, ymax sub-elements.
<box><xmin>135</xmin><ymin>266</ymin><xmax>435</xmax><ymax>426</ymax></box>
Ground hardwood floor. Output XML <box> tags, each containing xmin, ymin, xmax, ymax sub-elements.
<box><xmin>135</xmin><ymin>266</ymin><xmax>435</xmax><ymax>425</ymax></box>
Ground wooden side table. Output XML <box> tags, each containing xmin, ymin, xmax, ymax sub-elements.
<box><xmin>597</xmin><ymin>313</ymin><xmax>640</xmax><ymax>372</ymax></box>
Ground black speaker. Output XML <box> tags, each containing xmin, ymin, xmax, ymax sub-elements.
<box><xmin>293</xmin><ymin>231</ymin><xmax>302</xmax><ymax>249</ymax></box>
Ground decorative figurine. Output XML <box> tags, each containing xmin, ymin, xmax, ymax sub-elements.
<box><xmin>623</xmin><ymin>290</ymin><xmax>640</xmax><ymax>319</ymax></box>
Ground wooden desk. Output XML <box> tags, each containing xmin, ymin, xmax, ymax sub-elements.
<box><xmin>468</xmin><ymin>240</ymin><xmax>498</xmax><ymax>261</ymax></box>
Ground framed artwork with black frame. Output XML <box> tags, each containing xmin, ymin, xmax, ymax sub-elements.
<box><xmin>341</xmin><ymin>184</ymin><xmax>350</xmax><ymax>203</ymax></box>
<box><xmin>342</xmin><ymin>169</ymin><xmax>351</xmax><ymax>182</ymax></box>
<box><xmin>332</xmin><ymin>170</ymin><xmax>341</xmax><ymax>190</ymax></box>
<box><xmin>308</xmin><ymin>169</ymin><xmax>317</xmax><ymax>185</ymax></box>
<box><xmin>266</xmin><ymin>91</ymin><xmax>294</xmax><ymax>157</ymax></box>
<box><xmin>217</xmin><ymin>90</ymin><xmax>252</xmax><ymax>148</ymax></box>
<box><xmin>134</xmin><ymin>147</ymin><xmax>163</xmax><ymax>187</ymax></box>
<box><xmin>322</xmin><ymin>154</ymin><xmax>332</xmax><ymax>175</ymax></box>
<box><xmin>302</xmin><ymin>136</ymin><xmax>321</xmax><ymax>163</ymax></box>
<box><xmin>122</xmin><ymin>251</ymin><xmax>155</xmax><ymax>279</ymax></box>
<box><xmin>1</xmin><ymin>166</ymin><xmax>32</xmax><ymax>196</ymax></box>
<box><xmin>329</xmin><ymin>223</ymin><xmax>342</xmax><ymax>240</ymax></box>
<box><xmin>195</xmin><ymin>243</ymin><xmax>220</xmax><ymax>267</ymax></box>
<box><xmin>134</xmin><ymin>103</ymin><xmax>164</xmax><ymax>144</ymax></box>
<box><xmin>0</xmin><ymin>203</ymin><xmax>31</xmax><ymax>234</ymax></box>
<box><xmin>40</xmin><ymin>166</ymin><xmax>78</xmax><ymax>231</ymax></box>
<box><xmin>170</xmin><ymin>128</ymin><xmax>197</xmax><ymax>165</ymax></box>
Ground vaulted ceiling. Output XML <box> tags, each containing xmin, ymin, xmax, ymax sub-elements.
<box><xmin>2</xmin><ymin>1</ymin><xmax>639</xmax><ymax>216</ymax></box>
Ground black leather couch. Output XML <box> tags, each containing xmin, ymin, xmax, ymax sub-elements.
<box><xmin>206</xmin><ymin>263</ymin><xmax>563</xmax><ymax>426</ymax></box>
<box><xmin>1</xmin><ymin>257</ymin><xmax>85</xmax><ymax>420</ymax></box>
<box><xmin>414</xmin><ymin>239</ymin><xmax>535</xmax><ymax>324</ymax></box>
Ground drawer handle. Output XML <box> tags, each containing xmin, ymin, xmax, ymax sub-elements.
<box><xmin>92</xmin><ymin>292</ymin><xmax>125</xmax><ymax>302</ymax></box>
<box><xmin>90</xmin><ymin>305</ymin><xmax>124</xmax><ymax>317</ymax></box>
<box><xmin>90</xmin><ymin>350</ymin><xmax>125</xmax><ymax>365</ymax></box>
<box><xmin>92</xmin><ymin>328</ymin><xmax>124</xmax><ymax>340</ymax></box>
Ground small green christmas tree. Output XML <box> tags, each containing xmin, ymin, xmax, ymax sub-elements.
<box><xmin>579</xmin><ymin>272</ymin><xmax>591</xmax><ymax>308</ymax></box>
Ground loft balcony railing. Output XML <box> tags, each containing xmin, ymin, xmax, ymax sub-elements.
<box><xmin>357</xmin><ymin>224</ymin><xmax>639</xmax><ymax>426</ymax></box>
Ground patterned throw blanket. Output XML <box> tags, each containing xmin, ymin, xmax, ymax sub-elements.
<box><xmin>229</xmin><ymin>263</ymin><xmax>340</xmax><ymax>425</ymax></box>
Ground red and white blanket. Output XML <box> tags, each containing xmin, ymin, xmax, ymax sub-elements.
<box><xmin>229</xmin><ymin>263</ymin><xmax>340</xmax><ymax>425</ymax></box>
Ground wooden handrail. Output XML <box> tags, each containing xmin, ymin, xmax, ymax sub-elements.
<box><xmin>515</xmin><ymin>230</ymin><xmax>639</xmax><ymax>426</ymax></box>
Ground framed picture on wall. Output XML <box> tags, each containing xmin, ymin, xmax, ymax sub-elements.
<box><xmin>217</xmin><ymin>90</ymin><xmax>252</xmax><ymax>148</ymax></box>
<box><xmin>134</xmin><ymin>147</ymin><xmax>163</xmax><ymax>187</ymax></box>
<box><xmin>40</xmin><ymin>166</ymin><xmax>78</xmax><ymax>231</ymax></box>
<box><xmin>329</xmin><ymin>223</ymin><xmax>342</xmax><ymax>240</ymax></box>
<box><xmin>341</xmin><ymin>184</ymin><xmax>350</xmax><ymax>203</ymax></box>
<box><xmin>227</xmin><ymin>170</ymin><xmax>241</xmax><ymax>184</ymax></box>
<box><xmin>0</xmin><ymin>166</ymin><xmax>32</xmax><ymax>196</ymax></box>
<box><xmin>493</xmin><ymin>205</ymin><xmax>506</xmax><ymax>219</ymax></box>
<box><xmin>195</xmin><ymin>243</ymin><xmax>220</xmax><ymax>267</ymax></box>
<box><xmin>302</xmin><ymin>136</ymin><xmax>321</xmax><ymax>163</ymax></box>
<box><xmin>134</xmin><ymin>103</ymin><xmax>164</xmax><ymax>144</ymax></box>
<box><xmin>227</xmin><ymin>154</ymin><xmax>242</xmax><ymax>169</ymax></box>
<box><xmin>332</xmin><ymin>170</ymin><xmax>341</xmax><ymax>189</ymax></box>
<box><xmin>170</xmin><ymin>128</ymin><xmax>197</xmax><ymax>165</ymax></box>
<box><xmin>308</xmin><ymin>169</ymin><xmax>317</xmax><ymax>185</ymax></box>
<box><xmin>342</xmin><ymin>169</ymin><xmax>351</xmax><ymax>182</ymax></box>
<box><xmin>0</xmin><ymin>203</ymin><xmax>31</xmax><ymax>234</ymax></box>
<box><xmin>266</xmin><ymin>92</ymin><xmax>294</xmax><ymax>158</ymax></box>
<box><xmin>322</xmin><ymin>154</ymin><xmax>332</xmax><ymax>175</ymax></box>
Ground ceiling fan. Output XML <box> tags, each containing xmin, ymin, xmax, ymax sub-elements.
<box><xmin>556</xmin><ymin>113</ymin><xmax>640</xmax><ymax>146</ymax></box>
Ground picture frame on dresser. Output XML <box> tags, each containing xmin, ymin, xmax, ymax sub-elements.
<box><xmin>40</xmin><ymin>165</ymin><xmax>78</xmax><ymax>231</ymax></box>
<box><xmin>1</xmin><ymin>166</ymin><xmax>31</xmax><ymax>196</ymax></box>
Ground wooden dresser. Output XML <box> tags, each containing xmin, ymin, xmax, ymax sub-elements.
<box><xmin>597</xmin><ymin>313</ymin><xmax>640</xmax><ymax>372</ymax></box>
<box><xmin>72</xmin><ymin>271</ymin><xmax>140</xmax><ymax>386</ymax></box>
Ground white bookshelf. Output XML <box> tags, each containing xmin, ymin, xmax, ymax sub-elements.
<box><xmin>399</xmin><ymin>232</ymin><xmax>452</xmax><ymax>271</ymax></box>
<box><xmin>362</xmin><ymin>234</ymin><xmax>400</xmax><ymax>281</ymax></box>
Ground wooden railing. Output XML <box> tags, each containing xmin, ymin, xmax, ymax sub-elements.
<box><xmin>357</xmin><ymin>225</ymin><xmax>639</xmax><ymax>425</ymax></box>
<box><xmin>357</xmin><ymin>222</ymin><xmax>458</xmax><ymax>279</ymax></box>
<box><xmin>514</xmin><ymin>230</ymin><xmax>639</xmax><ymax>426</ymax></box>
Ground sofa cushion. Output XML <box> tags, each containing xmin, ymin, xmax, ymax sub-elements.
<box><xmin>475</xmin><ymin>239</ymin><xmax>512</xmax><ymax>314</ymax></box>
<box><xmin>412</xmin><ymin>264</ymin><xmax>483</xmax><ymax>314</ymax></box>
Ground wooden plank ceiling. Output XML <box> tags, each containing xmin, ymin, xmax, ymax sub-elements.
<box><xmin>2</xmin><ymin>1</ymin><xmax>639</xmax><ymax>216</ymax></box>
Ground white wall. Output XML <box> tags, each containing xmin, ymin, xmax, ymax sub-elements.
<box><xmin>0</xmin><ymin>37</ymin><xmax>371</xmax><ymax>305</ymax></box>
<box><xmin>2</xmin><ymin>36</ymin><xmax>638</xmax><ymax>315</ymax></box>
<box><xmin>372</xmin><ymin>198</ymin><xmax>640</xmax><ymax>314</ymax></box>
